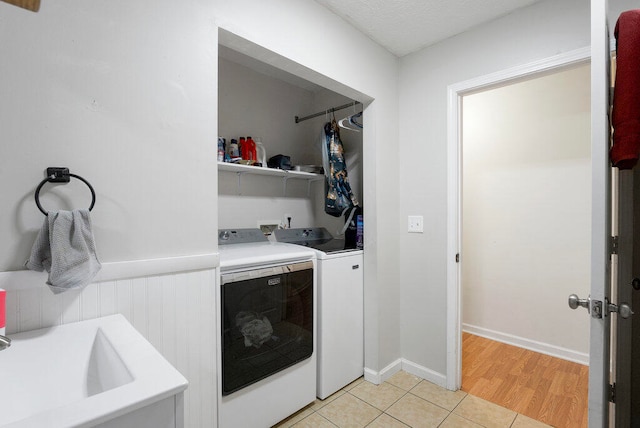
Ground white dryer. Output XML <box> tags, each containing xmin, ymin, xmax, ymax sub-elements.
<box><xmin>274</xmin><ymin>228</ymin><xmax>364</xmax><ymax>399</ymax></box>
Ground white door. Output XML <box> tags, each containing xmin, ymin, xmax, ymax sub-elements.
<box><xmin>572</xmin><ymin>2</ymin><xmax>639</xmax><ymax>425</ymax></box>
<box><xmin>580</xmin><ymin>0</ymin><xmax>613</xmax><ymax>425</ymax></box>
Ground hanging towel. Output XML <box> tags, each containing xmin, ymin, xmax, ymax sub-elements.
<box><xmin>25</xmin><ymin>209</ymin><xmax>101</xmax><ymax>294</ymax></box>
<box><xmin>611</xmin><ymin>10</ymin><xmax>640</xmax><ymax>169</ymax></box>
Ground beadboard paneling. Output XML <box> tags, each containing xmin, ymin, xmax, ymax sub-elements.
<box><xmin>2</xmin><ymin>267</ymin><xmax>217</xmax><ymax>428</ymax></box>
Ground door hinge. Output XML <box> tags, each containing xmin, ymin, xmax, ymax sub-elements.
<box><xmin>611</xmin><ymin>236</ymin><xmax>619</xmax><ymax>255</ymax></box>
<box><xmin>609</xmin><ymin>382</ymin><xmax>616</xmax><ymax>403</ymax></box>
<box><xmin>456</xmin><ymin>253</ymin><xmax>460</xmax><ymax>263</ymax></box>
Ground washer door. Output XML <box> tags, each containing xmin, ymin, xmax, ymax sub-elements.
<box><xmin>221</xmin><ymin>261</ymin><xmax>313</xmax><ymax>395</ymax></box>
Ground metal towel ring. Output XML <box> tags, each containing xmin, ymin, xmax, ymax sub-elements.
<box><xmin>34</xmin><ymin>167</ymin><xmax>96</xmax><ymax>215</ymax></box>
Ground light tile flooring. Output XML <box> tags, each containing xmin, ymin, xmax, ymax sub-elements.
<box><xmin>273</xmin><ymin>371</ymin><xmax>553</xmax><ymax>428</ymax></box>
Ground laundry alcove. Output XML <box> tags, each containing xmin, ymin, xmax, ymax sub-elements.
<box><xmin>217</xmin><ymin>29</ymin><xmax>366</xmax><ymax>235</ymax></box>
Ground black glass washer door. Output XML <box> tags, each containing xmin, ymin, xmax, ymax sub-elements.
<box><xmin>221</xmin><ymin>261</ymin><xmax>313</xmax><ymax>396</ymax></box>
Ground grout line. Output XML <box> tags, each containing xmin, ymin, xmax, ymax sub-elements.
<box><xmin>278</xmin><ymin>374</ymin><xmax>549</xmax><ymax>428</ymax></box>
<box><xmin>316</xmin><ymin>412</ymin><xmax>339</xmax><ymax>427</ymax></box>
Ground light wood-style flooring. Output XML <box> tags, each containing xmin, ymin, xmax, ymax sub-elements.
<box><xmin>462</xmin><ymin>332</ymin><xmax>589</xmax><ymax>428</ymax></box>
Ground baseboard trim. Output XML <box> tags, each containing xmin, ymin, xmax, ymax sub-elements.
<box><xmin>364</xmin><ymin>359</ymin><xmax>447</xmax><ymax>388</ymax></box>
<box><xmin>463</xmin><ymin>323</ymin><xmax>589</xmax><ymax>366</ymax></box>
<box><xmin>364</xmin><ymin>359</ymin><xmax>402</xmax><ymax>384</ymax></box>
<box><xmin>401</xmin><ymin>359</ymin><xmax>447</xmax><ymax>388</ymax></box>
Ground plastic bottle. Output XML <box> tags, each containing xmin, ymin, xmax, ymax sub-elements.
<box><xmin>217</xmin><ymin>137</ymin><xmax>225</xmax><ymax>162</ymax></box>
<box><xmin>255</xmin><ymin>138</ymin><xmax>266</xmax><ymax>167</ymax></box>
<box><xmin>356</xmin><ymin>215</ymin><xmax>364</xmax><ymax>249</ymax></box>
<box><xmin>239</xmin><ymin>137</ymin><xmax>247</xmax><ymax>159</ymax></box>
<box><xmin>229</xmin><ymin>139</ymin><xmax>239</xmax><ymax>158</ymax></box>
<box><xmin>0</xmin><ymin>288</ymin><xmax>5</xmax><ymax>336</ymax></box>
<box><xmin>246</xmin><ymin>136</ymin><xmax>257</xmax><ymax>162</ymax></box>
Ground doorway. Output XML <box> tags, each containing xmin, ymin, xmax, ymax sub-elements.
<box><xmin>446</xmin><ymin>49</ymin><xmax>592</xmax><ymax>427</ymax></box>
<box><xmin>461</xmin><ymin>62</ymin><xmax>591</xmax><ymax>364</ymax></box>
<box><xmin>461</xmin><ymin>61</ymin><xmax>590</xmax><ymax>426</ymax></box>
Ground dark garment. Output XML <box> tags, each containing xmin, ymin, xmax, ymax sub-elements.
<box><xmin>324</xmin><ymin>120</ymin><xmax>359</xmax><ymax>216</ymax></box>
<box><xmin>611</xmin><ymin>10</ymin><xmax>640</xmax><ymax>169</ymax></box>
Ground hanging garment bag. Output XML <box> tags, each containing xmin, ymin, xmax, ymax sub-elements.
<box><xmin>322</xmin><ymin>119</ymin><xmax>359</xmax><ymax>217</ymax></box>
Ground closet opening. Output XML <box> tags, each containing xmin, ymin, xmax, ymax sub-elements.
<box><xmin>217</xmin><ymin>29</ymin><xmax>369</xmax><ymax>236</ymax></box>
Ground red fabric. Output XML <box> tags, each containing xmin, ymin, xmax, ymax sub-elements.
<box><xmin>0</xmin><ymin>289</ymin><xmax>5</xmax><ymax>329</ymax></box>
<box><xmin>611</xmin><ymin>10</ymin><xmax>640</xmax><ymax>169</ymax></box>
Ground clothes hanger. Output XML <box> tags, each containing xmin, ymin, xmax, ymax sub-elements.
<box><xmin>349</xmin><ymin>111</ymin><xmax>363</xmax><ymax>128</ymax></box>
<box><xmin>338</xmin><ymin>116</ymin><xmax>361</xmax><ymax>132</ymax></box>
<box><xmin>338</xmin><ymin>107</ymin><xmax>363</xmax><ymax>132</ymax></box>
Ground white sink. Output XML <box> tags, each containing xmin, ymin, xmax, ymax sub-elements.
<box><xmin>0</xmin><ymin>314</ymin><xmax>188</xmax><ymax>427</ymax></box>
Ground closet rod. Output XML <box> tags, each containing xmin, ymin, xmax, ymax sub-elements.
<box><xmin>295</xmin><ymin>101</ymin><xmax>361</xmax><ymax>124</ymax></box>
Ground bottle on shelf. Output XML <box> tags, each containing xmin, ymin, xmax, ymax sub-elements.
<box><xmin>246</xmin><ymin>136</ymin><xmax>257</xmax><ymax>162</ymax></box>
<box><xmin>229</xmin><ymin>139</ymin><xmax>240</xmax><ymax>159</ymax></box>
<box><xmin>255</xmin><ymin>138</ymin><xmax>266</xmax><ymax>167</ymax></box>
<box><xmin>239</xmin><ymin>137</ymin><xmax>247</xmax><ymax>160</ymax></box>
<box><xmin>217</xmin><ymin>137</ymin><xmax>226</xmax><ymax>162</ymax></box>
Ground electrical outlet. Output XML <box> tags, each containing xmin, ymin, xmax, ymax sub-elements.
<box><xmin>408</xmin><ymin>215</ymin><xmax>424</xmax><ymax>233</ymax></box>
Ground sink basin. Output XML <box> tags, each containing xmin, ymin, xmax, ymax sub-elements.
<box><xmin>0</xmin><ymin>314</ymin><xmax>188</xmax><ymax>427</ymax></box>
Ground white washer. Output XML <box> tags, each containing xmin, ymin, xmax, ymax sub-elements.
<box><xmin>217</xmin><ymin>229</ymin><xmax>317</xmax><ymax>428</ymax></box>
<box><xmin>274</xmin><ymin>228</ymin><xmax>364</xmax><ymax>399</ymax></box>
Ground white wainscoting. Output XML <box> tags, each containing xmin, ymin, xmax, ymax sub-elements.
<box><xmin>0</xmin><ymin>256</ymin><xmax>218</xmax><ymax>428</ymax></box>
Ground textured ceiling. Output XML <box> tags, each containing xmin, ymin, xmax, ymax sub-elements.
<box><xmin>313</xmin><ymin>0</ymin><xmax>543</xmax><ymax>57</ymax></box>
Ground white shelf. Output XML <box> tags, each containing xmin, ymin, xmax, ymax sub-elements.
<box><xmin>218</xmin><ymin>162</ymin><xmax>323</xmax><ymax>196</ymax></box>
<box><xmin>217</xmin><ymin>162</ymin><xmax>323</xmax><ymax>181</ymax></box>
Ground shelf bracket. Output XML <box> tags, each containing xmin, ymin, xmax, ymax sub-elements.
<box><xmin>236</xmin><ymin>172</ymin><xmax>243</xmax><ymax>195</ymax></box>
<box><xmin>282</xmin><ymin>172</ymin><xmax>289</xmax><ymax>196</ymax></box>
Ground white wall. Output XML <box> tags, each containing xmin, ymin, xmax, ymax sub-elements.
<box><xmin>218</xmin><ymin>56</ymin><xmax>316</xmax><ymax>166</ymax></box>
<box><xmin>462</xmin><ymin>63</ymin><xmax>591</xmax><ymax>362</ymax></box>
<box><xmin>0</xmin><ymin>0</ymin><xmax>219</xmax><ymax>270</ymax></box>
<box><xmin>398</xmin><ymin>0</ymin><xmax>635</xmax><ymax>378</ymax></box>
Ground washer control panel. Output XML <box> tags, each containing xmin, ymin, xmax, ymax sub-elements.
<box><xmin>218</xmin><ymin>228</ymin><xmax>268</xmax><ymax>245</ymax></box>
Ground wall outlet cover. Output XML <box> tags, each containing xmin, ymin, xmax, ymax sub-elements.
<box><xmin>408</xmin><ymin>215</ymin><xmax>424</xmax><ymax>233</ymax></box>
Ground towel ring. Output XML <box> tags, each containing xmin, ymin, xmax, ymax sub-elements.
<box><xmin>34</xmin><ymin>167</ymin><xmax>96</xmax><ymax>215</ymax></box>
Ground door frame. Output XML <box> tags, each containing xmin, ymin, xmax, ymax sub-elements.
<box><xmin>445</xmin><ymin>46</ymin><xmax>592</xmax><ymax>390</ymax></box>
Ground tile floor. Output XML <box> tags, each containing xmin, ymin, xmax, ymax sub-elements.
<box><xmin>273</xmin><ymin>371</ymin><xmax>553</xmax><ymax>428</ymax></box>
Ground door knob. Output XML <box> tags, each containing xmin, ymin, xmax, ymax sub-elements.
<box><xmin>568</xmin><ymin>294</ymin><xmax>589</xmax><ymax>310</ymax></box>
<box><xmin>619</xmin><ymin>304</ymin><xmax>634</xmax><ymax>319</ymax></box>
<box><xmin>608</xmin><ymin>302</ymin><xmax>634</xmax><ymax>319</ymax></box>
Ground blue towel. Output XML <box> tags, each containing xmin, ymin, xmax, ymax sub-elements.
<box><xmin>25</xmin><ymin>209</ymin><xmax>101</xmax><ymax>294</ymax></box>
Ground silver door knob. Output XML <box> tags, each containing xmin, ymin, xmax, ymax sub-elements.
<box><xmin>608</xmin><ymin>302</ymin><xmax>634</xmax><ymax>319</ymax></box>
<box><xmin>619</xmin><ymin>304</ymin><xmax>634</xmax><ymax>319</ymax></box>
<box><xmin>568</xmin><ymin>294</ymin><xmax>589</xmax><ymax>310</ymax></box>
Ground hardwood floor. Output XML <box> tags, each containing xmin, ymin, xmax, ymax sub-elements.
<box><xmin>461</xmin><ymin>332</ymin><xmax>588</xmax><ymax>428</ymax></box>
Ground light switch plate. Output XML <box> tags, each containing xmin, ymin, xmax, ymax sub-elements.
<box><xmin>408</xmin><ymin>215</ymin><xmax>424</xmax><ymax>233</ymax></box>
